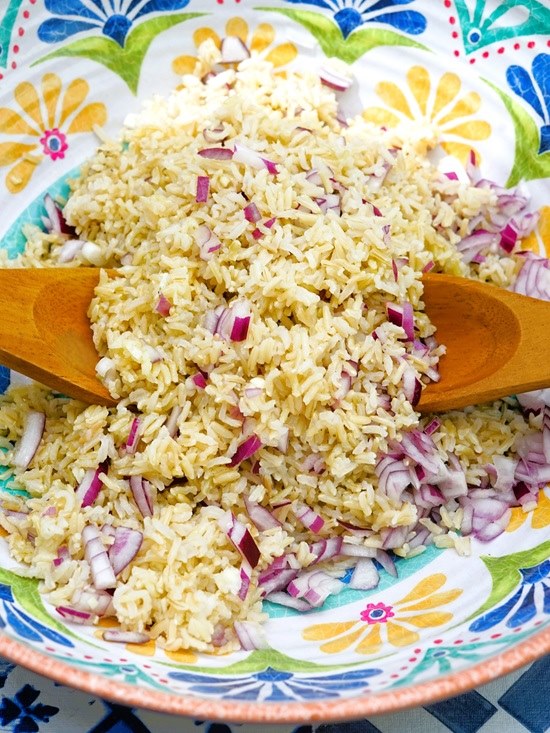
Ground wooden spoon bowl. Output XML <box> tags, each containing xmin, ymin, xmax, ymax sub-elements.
<box><xmin>0</xmin><ymin>268</ymin><xmax>549</xmax><ymax>412</ymax></box>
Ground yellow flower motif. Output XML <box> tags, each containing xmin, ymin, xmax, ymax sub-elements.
<box><xmin>172</xmin><ymin>17</ymin><xmax>297</xmax><ymax>77</ymax></box>
<box><xmin>362</xmin><ymin>66</ymin><xmax>491</xmax><ymax>164</ymax></box>
<box><xmin>506</xmin><ymin>490</ymin><xmax>550</xmax><ymax>533</ymax></box>
<box><xmin>522</xmin><ymin>206</ymin><xmax>550</xmax><ymax>257</ymax></box>
<box><xmin>303</xmin><ymin>573</ymin><xmax>462</xmax><ymax>656</ymax></box>
<box><xmin>0</xmin><ymin>73</ymin><xmax>107</xmax><ymax>194</ymax></box>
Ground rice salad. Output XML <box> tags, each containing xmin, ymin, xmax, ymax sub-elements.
<box><xmin>1</xmin><ymin>45</ymin><xmax>550</xmax><ymax>653</ymax></box>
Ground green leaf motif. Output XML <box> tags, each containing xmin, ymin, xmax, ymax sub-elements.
<box><xmin>485</xmin><ymin>79</ymin><xmax>550</xmax><ymax>187</ymax></box>
<box><xmin>33</xmin><ymin>13</ymin><xmax>206</xmax><ymax>95</ymax></box>
<box><xmin>161</xmin><ymin>647</ymin><xmax>361</xmax><ymax>675</ymax></box>
<box><xmin>255</xmin><ymin>7</ymin><xmax>427</xmax><ymax>64</ymax></box>
<box><xmin>0</xmin><ymin>567</ymin><xmax>76</xmax><ymax>639</ymax></box>
<box><xmin>468</xmin><ymin>540</ymin><xmax>550</xmax><ymax>622</ymax></box>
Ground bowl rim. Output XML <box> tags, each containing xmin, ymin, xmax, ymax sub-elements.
<box><xmin>1</xmin><ymin>624</ymin><xmax>549</xmax><ymax>723</ymax></box>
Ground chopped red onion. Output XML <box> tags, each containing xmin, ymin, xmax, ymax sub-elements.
<box><xmin>402</xmin><ymin>365</ymin><xmax>422</xmax><ymax>407</ymax></box>
<box><xmin>220</xmin><ymin>35</ymin><xmax>251</xmax><ymax>64</ymax></box>
<box><xmin>229</xmin><ymin>433</ymin><xmax>262</xmax><ymax>467</ymax></box>
<box><xmin>125</xmin><ymin>417</ymin><xmax>141</xmax><ymax>455</ymax></box>
<box><xmin>129</xmin><ymin>475</ymin><xmax>154</xmax><ymax>518</ymax></box>
<box><xmin>198</xmin><ymin>147</ymin><xmax>234</xmax><ymax>160</ymax></box>
<box><xmin>219</xmin><ymin>510</ymin><xmax>261</xmax><ymax>568</ymax></box>
<box><xmin>108</xmin><ymin>526</ymin><xmax>143</xmax><ymax>576</ymax></box>
<box><xmin>75</xmin><ymin>461</ymin><xmax>108</xmax><ymax>508</ymax></box>
<box><xmin>375</xmin><ymin>454</ymin><xmax>411</xmax><ymax>503</ymax></box>
<box><xmin>82</xmin><ymin>524</ymin><xmax>116</xmax><ymax>590</ymax></box>
<box><xmin>340</xmin><ymin>542</ymin><xmax>377</xmax><ymax>558</ymax></box>
<box><xmin>301</xmin><ymin>453</ymin><xmax>326</xmax><ymax>474</ymax></box>
<box><xmin>192</xmin><ymin>372</ymin><xmax>208</xmax><ymax>389</ymax></box>
<box><xmin>491</xmin><ymin>455</ymin><xmax>517</xmax><ymax>492</ymax></box>
<box><xmin>244</xmin><ymin>496</ymin><xmax>281</xmax><ymax>531</ymax></box>
<box><xmin>244</xmin><ymin>385</ymin><xmax>262</xmax><ymax>399</ymax></box>
<box><xmin>103</xmin><ymin>630</ymin><xmax>150</xmax><ymax>644</ymax></box>
<box><xmin>424</xmin><ymin>418</ymin><xmax>440</xmax><ymax>435</ymax></box>
<box><xmin>13</xmin><ymin>411</ymin><xmax>45</xmax><ymax>470</ymax></box>
<box><xmin>375</xmin><ymin>549</ymin><xmax>397</xmax><ymax>577</ymax></box>
<box><xmin>309</xmin><ymin>536</ymin><xmax>343</xmax><ymax>563</ymax></box>
<box><xmin>155</xmin><ymin>293</ymin><xmax>172</xmax><ymax>316</ymax></box>
<box><xmin>456</xmin><ymin>230</ymin><xmax>498</xmax><ymax>264</ymax></box>
<box><xmin>305</xmin><ymin>168</ymin><xmax>323</xmax><ymax>186</ymax></box>
<box><xmin>196</xmin><ymin>175</ymin><xmax>210</xmax><ymax>203</ymax></box>
<box><xmin>252</xmin><ymin>217</ymin><xmax>276</xmax><ymax>239</ymax></box>
<box><xmin>56</xmin><ymin>606</ymin><xmax>93</xmax><ymax>624</ymax></box>
<box><xmin>53</xmin><ymin>546</ymin><xmax>69</xmax><ymax>567</ymax></box>
<box><xmin>164</xmin><ymin>405</ymin><xmax>182</xmax><ymax>438</ymax></box>
<box><xmin>319</xmin><ymin>66</ymin><xmax>352</xmax><ymax>91</ymax></box>
<box><xmin>234</xmin><ymin>620</ymin><xmax>268</xmax><ymax>650</ymax></box>
<box><xmin>195</xmin><ymin>224</ymin><xmax>222</xmax><ymax>261</ymax></box>
<box><xmin>43</xmin><ymin>193</ymin><xmax>76</xmax><ymax>237</ymax></box>
<box><xmin>265</xmin><ymin>592</ymin><xmax>312</xmax><ymax>611</ymax></box>
<box><xmin>543</xmin><ymin>407</ymin><xmax>550</xmax><ymax>462</ymax></box>
<box><xmin>512</xmin><ymin>254</ymin><xmax>550</xmax><ymax>301</ymax></box>
<box><xmin>349</xmin><ymin>558</ymin><xmax>380</xmax><ymax>590</ymax></box>
<box><xmin>238</xmin><ymin>563</ymin><xmax>251</xmax><ymax>601</ymax></box>
<box><xmin>243</xmin><ymin>202</ymin><xmax>261</xmax><ymax>223</ymax></box>
<box><xmin>233</xmin><ymin>142</ymin><xmax>278</xmax><ymax>175</ymax></box>
<box><xmin>317</xmin><ymin>193</ymin><xmax>341</xmax><ymax>216</ymax></box>
<box><xmin>386</xmin><ymin>302</ymin><xmax>414</xmax><ymax>340</ymax></box>
<box><xmin>293</xmin><ymin>502</ymin><xmax>325</xmax><ymax>533</ymax></box>
<box><xmin>58</xmin><ymin>238</ymin><xmax>85</xmax><ymax>263</ymax></box>
<box><xmin>71</xmin><ymin>587</ymin><xmax>114</xmax><ymax>616</ymax></box>
<box><xmin>288</xmin><ymin>570</ymin><xmax>344</xmax><ymax>607</ymax></box>
<box><xmin>499</xmin><ymin>222</ymin><xmax>518</xmax><ymax>253</ymax></box>
<box><xmin>259</xmin><ymin>567</ymin><xmax>298</xmax><ymax>596</ymax></box>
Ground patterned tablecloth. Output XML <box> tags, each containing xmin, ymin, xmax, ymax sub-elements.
<box><xmin>1</xmin><ymin>657</ymin><xmax>548</xmax><ymax>733</ymax></box>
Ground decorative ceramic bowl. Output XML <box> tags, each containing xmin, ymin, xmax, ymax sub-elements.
<box><xmin>1</xmin><ymin>0</ymin><xmax>550</xmax><ymax>724</ymax></box>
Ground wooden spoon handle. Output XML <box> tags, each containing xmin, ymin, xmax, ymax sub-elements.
<box><xmin>0</xmin><ymin>268</ymin><xmax>115</xmax><ymax>405</ymax></box>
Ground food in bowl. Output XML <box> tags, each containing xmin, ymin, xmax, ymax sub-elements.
<box><xmin>0</xmin><ymin>44</ymin><xmax>549</xmax><ymax>654</ymax></box>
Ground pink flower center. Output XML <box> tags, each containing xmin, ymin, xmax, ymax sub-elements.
<box><xmin>40</xmin><ymin>129</ymin><xmax>68</xmax><ymax>161</ymax></box>
<box><xmin>360</xmin><ymin>602</ymin><xmax>394</xmax><ymax>624</ymax></box>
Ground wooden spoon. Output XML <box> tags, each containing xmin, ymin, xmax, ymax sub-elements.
<box><xmin>0</xmin><ymin>268</ymin><xmax>549</xmax><ymax>413</ymax></box>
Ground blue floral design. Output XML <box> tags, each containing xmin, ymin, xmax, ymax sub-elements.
<box><xmin>0</xmin><ymin>583</ymin><xmax>74</xmax><ymax>648</ymax></box>
<box><xmin>469</xmin><ymin>559</ymin><xmax>550</xmax><ymax>632</ymax></box>
<box><xmin>0</xmin><ymin>684</ymin><xmax>59</xmax><ymax>733</ymax></box>
<box><xmin>0</xmin><ymin>660</ymin><xmax>15</xmax><ymax>689</ymax></box>
<box><xmin>38</xmin><ymin>0</ymin><xmax>191</xmax><ymax>48</ymax></box>
<box><xmin>507</xmin><ymin>53</ymin><xmax>550</xmax><ymax>155</ymax></box>
<box><xmin>283</xmin><ymin>0</ymin><xmax>426</xmax><ymax>40</ymax></box>
<box><xmin>170</xmin><ymin>667</ymin><xmax>382</xmax><ymax>701</ymax></box>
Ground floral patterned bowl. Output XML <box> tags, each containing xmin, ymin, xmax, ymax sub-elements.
<box><xmin>1</xmin><ymin>0</ymin><xmax>550</xmax><ymax>724</ymax></box>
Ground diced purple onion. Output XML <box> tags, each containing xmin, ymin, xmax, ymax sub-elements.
<box><xmin>234</xmin><ymin>620</ymin><xmax>268</xmax><ymax>650</ymax></box>
<box><xmin>219</xmin><ymin>510</ymin><xmax>261</xmax><ymax>568</ymax></box>
<box><xmin>196</xmin><ymin>175</ymin><xmax>210</xmax><ymax>203</ymax></box>
<box><xmin>198</xmin><ymin>147</ymin><xmax>234</xmax><ymax>160</ymax></box>
<box><xmin>244</xmin><ymin>202</ymin><xmax>261</xmax><ymax>223</ymax></box>
<box><xmin>129</xmin><ymin>475</ymin><xmax>154</xmax><ymax>518</ymax></box>
<box><xmin>233</xmin><ymin>142</ymin><xmax>278</xmax><ymax>175</ymax></box>
<box><xmin>58</xmin><ymin>238</ymin><xmax>85</xmax><ymax>263</ymax></box>
<box><xmin>319</xmin><ymin>66</ymin><xmax>352</xmax><ymax>92</ymax></box>
<box><xmin>293</xmin><ymin>502</ymin><xmax>325</xmax><ymax>533</ymax></box>
<box><xmin>13</xmin><ymin>411</ymin><xmax>45</xmax><ymax>470</ymax></box>
<box><xmin>195</xmin><ymin>224</ymin><xmax>222</xmax><ymax>261</ymax></box>
<box><xmin>220</xmin><ymin>35</ymin><xmax>251</xmax><ymax>64</ymax></box>
<box><xmin>82</xmin><ymin>524</ymin><xmax>116</xmax><ymax>590</ymax></box>
<box><xmin>229</xmin><ymin>433</ymin><xmax>262</xmax><ymax>467</ymax></box>
<box><xmin>192</xmin><ymin>372</ymin><xmax>208</xmax><ymax>389</ymax></box>
<box><xmin>56</xmin><ymin>606</ymin><xmax>93</xmax><ymax>624</ymax></box>
<box><xmin>203</xmin><ymin>125</ymin><xmax>228</xmax><ymax>144</ymax></box>
<box><xmin>108</xmin><ymin>526</ymin><xmax>143</xmax><ymax>576</ymax></box>
<box><xmin>103</xmin><ymin>630</ymin><xmax>150</xmax><ymax>644</ymax></box>
<box><xmin>75</xmin><ymin>461</ymin><xmax>108</xmax><ymax>508</ymax></box>
<box><xmin>238</xmin><ymin>563</ymin><xmax>251</xmax><ymax>601</ymax></box>
<box><xmin>125</xmin><ymin>417</ymin><xmax>141</xmax><ymax>455</ymax></box>
<box><xmin>155</xmin><ymin>294</ymin><xmax>172</xmax><ymax>317</ymax></box>
<box><xmin>265</xmin><ymin>592</ymin><xmax>312</xmax><ymax>611</ymax></box>
<box><xmin>165</xmin><ymin>405</ymin><xmax>182</xmax><ymax>438</ymax></box>
<box><xmin>43</xmin><ymin>193</ymin><xmax>76</xmax><ymax>237</ymax></box>
<box><xmin>252</xmin><ymin>217</ymin><xmax>276</xmax><ymax>240</ymax></box>
<box><xmin>244</xmin><ymin>496</ymin><xmax>281</xmax><ymax>531</ymax></box>
<box><xmin>386</xmin><ymin>302</ymin><xmax>414</xmax><ymax>340</ymax></box>
<box><xmin>512</xmin><ymin>254</ymin><xmax>550</xmax><ymax>301</ymax></box>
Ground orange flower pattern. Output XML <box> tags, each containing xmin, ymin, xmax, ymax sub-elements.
<box><xmin>523</xmin><ymin>206</ymin><xmax>550</xmax><ymax>258</ymax></box>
